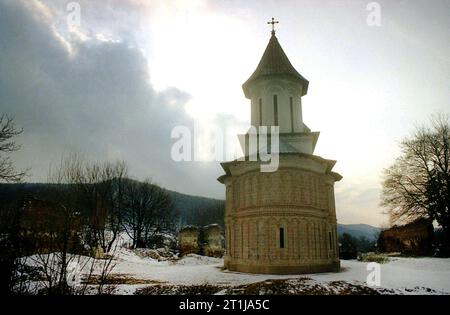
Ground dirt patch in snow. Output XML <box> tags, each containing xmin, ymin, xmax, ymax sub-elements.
<box><xmin>134</xmin><ymin>278</ymin><xmax>401</xmax><ymax>295</ymax></box>
<box><xmin>223</xmin><ymin>278</ymin><xmax>381</xmax><ymax>295</ymax></box>
<box><xmin>135</xmin><ymin>283</ymin><xmax>223</xmax><ymax>295</ymax></box>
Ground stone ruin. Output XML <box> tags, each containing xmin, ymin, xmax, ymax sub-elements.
<box><xmin>178</xmin><ymin>226</ymin><xmax>200</xmax><ymax>255</ymax></box>
<box><xmin>377</xmin><ymin>218</ymin><xmax>434</xmax><ymax>256</ymax></box>
<box><xmin>202</xmin><ymin>224</ymin><xmax>224</xmax><ymax>257</ymax></box>
<box><xmin>178</xmin><ymin>224</ymin><xmax>224</xmax><ymax>257</ymax></box>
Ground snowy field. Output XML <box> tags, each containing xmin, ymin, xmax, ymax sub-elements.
<box><xmin>104</xmin><ymin>248</ymin><xmax>450</xmax><ymax>295</ymax></box>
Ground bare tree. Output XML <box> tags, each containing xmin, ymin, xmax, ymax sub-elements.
<box><xmin>0</xmin><ymin>114</ymin><xmax>27</xmax><ymax>182</ymax></box>
<box><xmin>20</xmin><ymin>195</ymin><xmax>83</xmax><ymax>295</ymax></box>
<box><xmin>105</xmin><ymin>162</ymin><xmax>128</xmax><ymax>252</ymax></box>
<box><xmin>0</xmin><ymin>199</ymin><xmax>34</xmax><ymax>295</ymax></box>
<box><xmin>381</xmin><ymin>115</ymin><xmax>450</xmax><ymax>243</ymax></box>
<box><xmin>74</xmin><ymin>159</ymin><xmax>128</xmax><ymax>254</ymax></box>
<box><xmin>1</xmin><ymin>155</ymin><xmax>123</xmax><ymax>295</ymax></box>
<box><xmin>23</xmin><ymin>155</ymin><xmax>120</xmax><ymax>295</ymax></box>
<box><xmin>122</xmin><ymin>180</ymin><xmax>175</xmax><ymax>248</ymax></box>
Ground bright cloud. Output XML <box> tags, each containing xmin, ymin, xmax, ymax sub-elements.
<box><xmin>1</xmin><ymin>0</ymin><xmax>450</xmax><ymax>226</ymax></box>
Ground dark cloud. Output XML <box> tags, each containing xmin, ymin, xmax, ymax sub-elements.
<box><xmin>0</xmin><ymin>0</ymin><xmax>225</xmax><ymax>198</ymax></box>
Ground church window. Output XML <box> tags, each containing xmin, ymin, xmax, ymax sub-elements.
<box><xmin>259</xmin><ymin>98</ymin><xmax>263</xmax><ymax>126</ymax></box>
<box><xmin>279</xmin><ymin>227</ymin><xmax>285</xmax><ymax>248</ymax></box>
<box><xmin>273</xmin><ymin>94</ymin><xmax>278</xmax><ymax>126</ymax></box>
<box><xmin>329</xmin><ymin>231</ymin><xmax>333</xmax><ymax>250</ymax></box>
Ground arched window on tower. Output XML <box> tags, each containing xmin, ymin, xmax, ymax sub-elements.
<box><xmin>273</xmin><ymin>94</ymin><xmax>278</xmax><ymax>126</ymax></box>
<box><xmin>259</xmin><ymin>98</ymin><xmax>263</xmax><ymax>126</ymax></box>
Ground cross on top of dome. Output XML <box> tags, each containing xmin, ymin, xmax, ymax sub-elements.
<box><xmin>267</xmin><ymin>17</ymin><xmax>279</xmax><ymax>36</ymax></box>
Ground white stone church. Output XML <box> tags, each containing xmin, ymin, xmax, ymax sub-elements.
<box><xmin>218</xmin><ymin>21</ymin><xmax>342</xmax><ymax>274</ymax></box>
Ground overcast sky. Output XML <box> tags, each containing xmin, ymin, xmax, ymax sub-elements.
<box><xmin>1</xmin><ymin>0</ymin><xmax>449</xmax><ymax>226</ymax></box>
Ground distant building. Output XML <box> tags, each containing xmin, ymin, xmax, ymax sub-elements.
<box><xmin>18</xmin><ymin>196</ymin><xmax>83</xmax><ymax>255</ymax></box>
<box><xmin>377</xmin><ymin>218</ymin><xmax>434</xmax><ymax>256</ymax></box>
<box><xmin>178</xmin><ymin>224</ymin><xmax>224</xmax><ymax>257</ymax></box>
<box><xmin>218</xmin><ymin>21</ymin><xmax>342</xmax><ymax>274</ymax></box>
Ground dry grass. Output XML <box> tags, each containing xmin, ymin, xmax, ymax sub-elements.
<box><xmin>82</xmin><ymin>274</ymin><xmax>165</xmax><ymax>285</ymax></box>
<box><xmin>135</xmin><ymin>283</ymin><xmax>224</xmax><ymax>295</ymax></box>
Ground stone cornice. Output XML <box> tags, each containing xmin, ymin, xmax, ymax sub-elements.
<box><xmin>218</xmin><ymin>154</ymin><xmax>342</xmax><ymax>184</ymax></box>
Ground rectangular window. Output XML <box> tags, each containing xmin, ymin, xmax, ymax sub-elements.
<box><xmin>259</xmin><ymin>98</ymin><xmax>262</xmax><ymax>126</ymax></box>
<box><xmin>290</xmin><ymin>97</ymin><xmax>294</xmax><ymax>132</ymax></box>
<box><xmin>273</xmin><ymin>94</ymin><xmax>278</xmax><ymax>126</ymax></box>
<box><xmin>279</xmin><ymin>227</ymin><xmax>285</xmax><ymax>249</ymax></box>
<box><xmin>329</xmin><ymin>231</ymin><xmax>333</xmax><ymax>250</ymax></box>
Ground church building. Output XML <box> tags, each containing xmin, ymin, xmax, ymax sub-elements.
<box><xmin>218</xmin><ymin>20</ymin><xmax>342</xmax><ymax>274</ymax></box>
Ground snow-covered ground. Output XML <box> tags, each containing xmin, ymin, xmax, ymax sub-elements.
<box><xmin>108</xmin><ymin>248</ymin><xmax>450</xmax><ymax>295</ymax></box>
<box><xmin>314</xmin><ymin>258</ymin><xmax>450</xmax><ymax>294</ymax></box>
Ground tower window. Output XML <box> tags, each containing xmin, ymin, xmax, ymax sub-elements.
<box><xmin>279</xmin><ymin>227</ymin><xmax>285</xmax><ymax>249</ymax></box>
<box><xmin>290</xmin><ymin>97</ymin><xmax>294</xmax><ymax>132</ymax></box>
<box><xmin>273</xmin><ymin>94</ymin><xmax>278</xmax><ymax>126</ymax></box>
<box><xmin>259</xmin><ymin>98</ymin><xmax>262</xmax><ymax>126</ymax></box>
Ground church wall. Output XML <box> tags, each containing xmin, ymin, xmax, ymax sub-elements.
<box><xmin>223</xmin><ymin>161</ymin><xmax>340</xmax><ymax>274</ymax></box>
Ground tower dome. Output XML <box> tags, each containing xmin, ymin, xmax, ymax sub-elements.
<box><xmin>242</xmin><ymin>33</ymin><xmax>309</xmax><ymax>99</ymax></box>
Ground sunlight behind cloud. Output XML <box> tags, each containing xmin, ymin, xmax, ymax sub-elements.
<box><xmin>4</xmin><ymin>0</ymin><xmax>450</xmax><ymax>227</ymax></box>
<box><xmin>140</xmin><ymin>1</ymin><xmax>256</xmax><ymax>120</ymax></box>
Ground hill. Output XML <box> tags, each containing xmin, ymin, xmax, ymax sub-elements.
<box><xmin>337</xmin><ymin>224</ymin><xmax>382</xmax><ymax>241</ymax></box>
<box><xmin>0</xmin><ymin>183</ymin><xmax>381</xmax><ymax>239</ymax></box>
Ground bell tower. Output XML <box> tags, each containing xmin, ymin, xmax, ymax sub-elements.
<box><xmin>238</xmin><ymin>20</ymin><xmax>319</xmax><ymax>156</ymax></box>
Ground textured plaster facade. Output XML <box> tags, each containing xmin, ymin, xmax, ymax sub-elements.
<box><xmin>221</xmin><ymin>155</ymin><xmax>341</xmax><ymax>274</ymax></box>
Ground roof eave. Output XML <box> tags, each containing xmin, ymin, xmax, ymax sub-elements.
<box><xmin>242</xmin><ymin>75</ymin><xmax>309</xmax><ymax>99</ymax></box>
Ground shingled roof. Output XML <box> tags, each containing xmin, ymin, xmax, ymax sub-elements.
<box><xmin>242</xmin><ymin>33</ymin><xmax>309</xmax><ymax>98</ymax></box>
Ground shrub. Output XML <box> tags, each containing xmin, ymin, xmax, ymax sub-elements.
<box><xmin>358</xmin><ymin>252</ymin><xmax>389</xmax><ymax>264</ymax></box>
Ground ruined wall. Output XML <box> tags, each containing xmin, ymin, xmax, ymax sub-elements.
<box><xmin>378</xmin><ymin>219</ymin><xmax>434</xmax><ymax>256</ymax></box>
<box><xmin>202</xmin><ymin>224</ymin><xmax>224</xmax><ymax>257</ymax></box>
<box><xmin>178</xmin><ymin>226</ymin><xmax>199</xmax><ymax>256</ymax></box>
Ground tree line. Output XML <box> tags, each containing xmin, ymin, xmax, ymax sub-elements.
<box><xmin>0</xmin><ymin>154</ymin><xmax>177</xmax><ymax>294</ymax></box>
<box><xmin>0</xmin><ymin>114</ymin><xmax>225</xmax><ymax>294</ymax></box>
<box><xmin>381</xmin><ymin>115</ymin><xmax>450</xmax><ymax>254</ymax></box>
